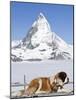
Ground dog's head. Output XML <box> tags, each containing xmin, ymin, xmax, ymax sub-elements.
<box><xmin>54</xmin><ymin>71</ymin><xmax>69</xmax><ymax>88</ymax></box>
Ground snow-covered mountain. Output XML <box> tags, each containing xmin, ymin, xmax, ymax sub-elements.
<box><xmin>11</xmin><ymin>13</ymin><xmax>73</xmax><ymax>61</ymax></box>
<box><xmin>12</xmin><ymin>40</ymin><xmax>21</xmax><ymax>48</ymax></box>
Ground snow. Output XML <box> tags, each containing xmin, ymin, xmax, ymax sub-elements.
<box><xmin>12</xmin><ymin>40</ymin><xmax>21</xmax><ymax>48</ymax></box>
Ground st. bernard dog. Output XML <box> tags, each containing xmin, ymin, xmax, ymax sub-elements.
<box><xmin>17</xmin><ymin>71</ymin><xmax>69</xmax><ymax>97</ymax></box>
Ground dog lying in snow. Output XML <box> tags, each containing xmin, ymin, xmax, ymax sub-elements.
<box><xmin>17</xmin><ymin>71</ymin><xmax>69</xmax><ymax>97</ymax></box>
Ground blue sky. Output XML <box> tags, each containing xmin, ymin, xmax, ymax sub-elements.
<box><xmin>10</xmin><ymin>2</ymin><xmax>73</xmax><ymax>44</ymax></box>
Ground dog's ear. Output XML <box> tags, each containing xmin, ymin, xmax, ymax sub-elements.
<box><xmin>58</xmin><ymin>72</ymin><xmax>67</xmax><ymax>82</ymax></box>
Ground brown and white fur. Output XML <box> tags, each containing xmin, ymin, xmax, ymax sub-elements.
<box><xmin>17</xmin><ymin>71</ymin><xmax>69</xmax><ymax>97</ymax></box>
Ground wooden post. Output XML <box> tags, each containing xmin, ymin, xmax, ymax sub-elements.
<box><xmin>24</xmin><ymin>75</ymin><xmax>26</xmax><ymax>89</ymax></box>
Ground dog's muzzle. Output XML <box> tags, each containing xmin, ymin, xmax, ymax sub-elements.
<box><xmin>64</xmin><ymin>77</ymin><xmax>69</xmax><ymax>84</ymax></box>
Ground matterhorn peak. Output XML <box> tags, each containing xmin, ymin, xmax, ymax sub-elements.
<box><xmin>32</xmin><ymin>12</ymin><xmax>51</xmax><ymax>31</ymax></box>
<box><xmin>39</xmin><ymin>12</ymin><xmax>44</xmax><ymax>16</ymax></box>
<box><xmin>36</xmin><ymin>12</ymin><xmax>51</xmax><ymax>32</ymax></box>
<box><xmin>37</xmin><ymin>12</ymin><xmax>49</xmax><ymax>24</ymax></box>
<box><xmin>11</xmin><ymin>13</ymin><xmax>73</xmax><ymax>61</ymax></box>
<box><xmin>38</xmin><ymin>12</ymin><xmax>46</xmax><ymax>19</ymax></box>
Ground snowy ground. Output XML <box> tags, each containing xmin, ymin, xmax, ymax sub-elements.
<box><xmin>11</xmin><ymin>60</ymin><xmax>74</xmax><ymax>98</ymax></box>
